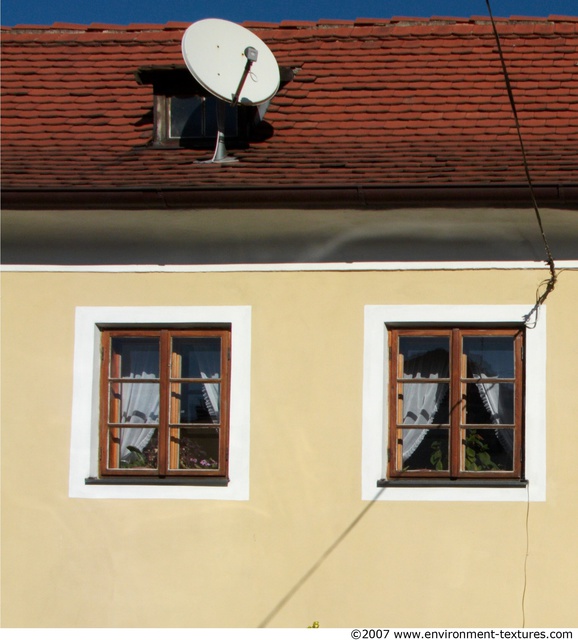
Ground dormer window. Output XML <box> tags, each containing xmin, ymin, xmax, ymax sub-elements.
<box><xmin>135</xmin><ymin>64</ymin><xmax>293</xmax><ymax>149</ymax></box>
<box><xmin>135</xmin><ymin>65</ymin><xmax>250</xmax><ymax>148</ymax></box>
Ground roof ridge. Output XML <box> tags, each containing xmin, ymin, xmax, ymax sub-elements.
<box><xmin>0</xmin><ymin>21</ymin><xmax>191</xmax><ymax>32</ymax></box>
<box><xmin>2</xmin><ymin>15</ymin><xmax>578</xmax><ymax>33</ymax></box>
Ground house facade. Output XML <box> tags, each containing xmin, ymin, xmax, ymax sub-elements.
<box><xmin>2</xmin><ymin>16</ymin><xmax>578</xmax><ymax>628</ymax></box>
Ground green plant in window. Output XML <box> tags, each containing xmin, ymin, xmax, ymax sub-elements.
<box><xmin>464</xmin><ymin>430</ymin><xmax>501</xmax><ymax>471</ymax></box>
<box><xmin>120</xmin><ymin>439</ymin><xmax>158</xmax><ymax>469</ymax></box>
<box><xmin>429</xmin><ymin>439</ymin><xmax>447</xmax><ymax>470</ymax></box>
<box><xmin>121</xmin><ymin>445</ymin><xmax>147</xmax><ymax>468</ymax></box>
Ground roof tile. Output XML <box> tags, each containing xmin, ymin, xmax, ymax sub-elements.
<box><xmin>549</xmin><ymin>15</ymin><xmax>578</xmax><ymax>22</ymax></box>
<box><xmin>2</xmin><ymin>17</ymin><xmax>578</xmax><ymax>191</ymax></box>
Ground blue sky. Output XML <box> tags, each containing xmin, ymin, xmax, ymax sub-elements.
<box><xmin>2</xmin><ymin>0</ymin><xmax>577</xmax><ymax>27</ymax></box>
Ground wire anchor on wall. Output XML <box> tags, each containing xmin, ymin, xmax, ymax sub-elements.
<box><xmin>485</xmin><ymin>0</ymin><xmax>558</xmax><ymax>324</ymax></box>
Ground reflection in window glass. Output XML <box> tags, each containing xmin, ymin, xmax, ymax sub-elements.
<box><xmin>173</xmin><ymin>337</ymin><xmax>221</xmax><ymax>379</ymax></box>
<box><xmin>112</xmin><ymin>338</ymin><xmax>159</xmax><ymax>379</ymax></box>
<box><xmin>463</xmin><ymin>336</ymin><xmax>514</xmax><ymax>378</ymax></box>
<box><xmin>399</xmin><ymin>336</ymin><xmax>449</xmax><ymax>379</ymax></box>
<box><xmin>170</xmin><ymin>96</ymin><xmax>203</xmax><ymax>138</ymax></box>
<box><xmin>170</xmin><ymin>96</ymin><xmax>238</xmax><ymax>139</ymax></box>
<box><xmin>171</xmin><ymin>382</ymin><xmax>220</xmax><ymax>424</ymax></box>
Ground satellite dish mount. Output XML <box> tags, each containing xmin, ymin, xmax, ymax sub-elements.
<box><xmin>210</xmin><ymin>101</ymin><xmax>234</xmax><ymax>163</ymax></box>
<box><xmin>211</xmin><ymin>46</ymin><xmax>259</xmax><ymax>163</ymax></box>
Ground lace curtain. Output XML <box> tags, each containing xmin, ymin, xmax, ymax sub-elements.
<box><xmin>119</xmin><ymin>344</ymin><xmax>159</xmax><ymax>461</ymax></box>
<box><xmin>401</xmin><ymin>348</ymin><xmax>449</xmax><ymax>460</ymax></box>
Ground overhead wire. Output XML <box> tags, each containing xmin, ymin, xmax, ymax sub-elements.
<box><xmin>485</xmin><ymin>3</ymin><xmax>553</xmax><ymax>626</ymax></box>
<box><xmin>485</xmin><ymin>0</ymin><xmax>558</xmax><ymax>324</ymax></box>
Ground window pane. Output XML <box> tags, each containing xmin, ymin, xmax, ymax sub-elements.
<box><xmin>463</xmin><ymin>429</ymin><xmax>514</xmax><ymax>471</ymax></box>
<box><xmin>463</xmin><ymin>336</ymin><xmax>515</xmax><ymax>378</ymax></box>
<box><xmin>400</xmin><ymin>382</ymin><xmax>449</xmax><ymax>425</ymax></box>
<box><xmin>109</xmin><ymin>382</ymin><xmax>160</xmax><ymax>424</ymax></box>
<box><xmin>399</xmin><ymin>336</ymin><xmax>449</xmax><ymax>379</ymax></box>
<box><xmin>112</xmin><ymin>338</ymin><xmax>159</xmax><ymax>379</ymax></box>
<box><xmin>170</xmin><ymin>428</ymin><xmax>220</xmax><ymax>470</ymax></box>
<box><xmin>109</xmin><ymin>428</ymin><xmax>158</xmax><ymax>469</ymax></box>
<box><xmin>172</xmin><ymin>337</ymin><xmax>221</xmax><ymax>378</ymax></box>
<box><xmin>399</xmin><ymin>428</ymin><xmax>449</xmax><ymax>471</ymax></box>
<box><xmin>465</xmin><ymin>382</ymin><xmax>514</xmax><ymax>424</ymax></box>
<box><xmin>170</xmin><ymin>96</ymin><xmax>203</xmax><ymax>138</ymax></box>
<box><xmin>171</xmin><ymin>382</ymin><xmax>220</xmax><ymax>424</ymax></box>
<box><xmin>170</xmin><ymin>96</ymin><xmax>238</xmax><ymax>139</ymax></box>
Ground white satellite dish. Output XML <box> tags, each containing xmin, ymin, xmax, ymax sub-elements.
<box><xmin>181</xmin><ymin>18</ymin><xmax>281</xmax><ymax>162</ymax></box>
<box><xmin>182</xmin><ymin>18</ymin><xmax>280</xmax><ymax>106</ymax></box>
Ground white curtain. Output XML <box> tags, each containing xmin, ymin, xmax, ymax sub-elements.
<box><xmin>194</xmin><ymin>344</ymin><xmax>221</xmax><ymax>422</ymax></box>
<box><xmin>474</xmin><ymin>371</ymin><xmax>514</xmax><ymax>454</ymax></box>
<box><xmin>401</xmin><ymin>349</ymin><xmax>449</xmax><ymax>461</ymax></box>
<box><xmin>119</xmin><ymin>347</ymin><xmax>159</xmax><ymax>462</ymax></box>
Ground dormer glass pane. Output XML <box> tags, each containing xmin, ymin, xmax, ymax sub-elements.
<box><xmin>169</xmin><ymin>96</ymin><xmax>238</xmax><ymax>139</ymax></box>
<box><xmin>170</xmin><ymin>96</ymin><xmax>203</xmax><ymax>138</ymax></box>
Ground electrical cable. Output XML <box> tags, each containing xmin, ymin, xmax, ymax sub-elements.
<box><xmin>485</xmin><ymin>4</ymin><xmax>554</xmax><ymax>625</ymax></box>
<box><xmin>485</xmin><ymin>0</ymin><xmax>558</xmax><ymax>320</ymax></box>
<box><xmin>521</xmin><ymin>481</ymin><xmax>530</xmax><ymax>627</ymax></box>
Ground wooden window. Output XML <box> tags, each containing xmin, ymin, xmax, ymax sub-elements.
<box><xmin>388</xmin><ymin>328</ymin><xmax>524</xmax><ymax>481</ymax></box>
<box><xmin>135</xmin><ymin>67</ymin><xmax>249</xmax><ymax>147</ymax></box>
<box><xmin>99</xmin><ymin>328</ymin><xmax>231</xmax><ymax>482</ymax></box>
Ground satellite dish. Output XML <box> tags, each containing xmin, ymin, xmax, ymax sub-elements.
<box><xmin>182</xmin><ymin>18</ymin><xmax>280</xmax><ymax>105</ymax></box>
<box><xmin>182</xmin><ymin>18</ymin><xmax>281</xmax><ymax>162</ymax></box>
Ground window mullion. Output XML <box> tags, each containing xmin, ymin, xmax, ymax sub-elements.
<box><xmin>450</xmin><ymin>328</ymin><xmax>462</xmax><ymax>477</ymax></box>
<box><xmin>158</xmin><ymin>330</ymin><xmax>170</xmax><ymax>477</ymax></box>
<box><xmin>154</xmin><ymin>94</ymin><xmax>168</xmax><ymax>144</ymax></box>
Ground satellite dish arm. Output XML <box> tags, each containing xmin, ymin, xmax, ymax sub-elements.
<box><xmin>231</xmin><ymin>46</ymin><xmax>258</xmax><ymax>106</ymax></box>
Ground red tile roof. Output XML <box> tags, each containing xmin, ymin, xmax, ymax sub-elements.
<box><xmin>2</xmin><ymin>17</ymin><xmax>578</xmax><ymax>203</ymax></box>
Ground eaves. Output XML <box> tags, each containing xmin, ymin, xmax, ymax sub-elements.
<box><xmin>3</xmin><ymin>183</ymin><xmax>578</xmax><ymax>211</ymax></box>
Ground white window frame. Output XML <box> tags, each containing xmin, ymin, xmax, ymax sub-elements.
<box><xmin>361</xmin><ymin>305</ymin><xmax>546</xmax><ymax>502</ymax></box>
<box><xmin>69</xmin><ymin>306</ymin><xmax>251</xmax><ymax>500</ymax></box>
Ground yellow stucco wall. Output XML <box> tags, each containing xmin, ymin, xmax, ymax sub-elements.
<box><xmin>2</xmin><ymin>268</ymin><xmax>578</xmax><ymax>628</ymax></box>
